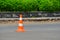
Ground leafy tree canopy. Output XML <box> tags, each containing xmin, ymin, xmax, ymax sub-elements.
<box><xmin>0</xmin><ymin>0</ymin><xmax>60</xmax><ymax>12</ymax></box>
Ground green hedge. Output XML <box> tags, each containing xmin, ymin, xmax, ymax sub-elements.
<box><xmin>0</xmin><ymin>0</ymin><xmax>60</xmax><ymax>12</ymax></box>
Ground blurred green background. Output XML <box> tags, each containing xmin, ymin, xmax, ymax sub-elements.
<box><xmin>0</xmin><ymin>0</ymin><xmax>60</xmax><ymax>12</ymax></box>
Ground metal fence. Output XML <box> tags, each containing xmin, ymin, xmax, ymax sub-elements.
<box><xmin>0</xmin><ymin>11</ymin><xmax>60</xmax><ymax>18</ymax></box>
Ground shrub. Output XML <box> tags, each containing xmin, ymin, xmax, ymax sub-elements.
<box><xmin>0</xmin><ymin>0</ymin><xmax>60</xmax><ymax>12</ymax></box>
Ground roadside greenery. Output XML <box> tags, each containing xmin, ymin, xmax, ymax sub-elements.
<box><xmin>0</xmin><ymin>0</ymin><xmax>60</xmax><ymax>12</ymax></box>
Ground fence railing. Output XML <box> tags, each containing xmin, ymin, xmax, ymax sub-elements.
<box><xmin>0</xmin><ymin>11</ymin><xmax>60</xmax><ymax>18</ymax></box>
<box><xmin>0</xmin><ymin>17</ymin><xmax>60</xmax><ymax>20</ymax></box>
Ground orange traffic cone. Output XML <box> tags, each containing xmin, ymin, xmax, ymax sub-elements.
<box><xmin>16</xmin><ymin>14</ymin><xmax>25</xmax><ymax>32</ymax></box>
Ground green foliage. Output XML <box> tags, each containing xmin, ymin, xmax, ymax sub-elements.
<box><xmin>0</xmin><ymin>0</ymin><xmax>60</xmax><ymax>12</ymax></box>
<box><xmin>39</xmin><ymin>0</ymin><xmax>60</xmax><ymax>12</ymax></box>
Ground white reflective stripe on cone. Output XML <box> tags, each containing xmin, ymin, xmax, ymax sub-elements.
<box><xmin>19</xmin><ymin>18</ymin><xmax>22</xmax><ymax>20</ymax></box>
<box><xmin>19</xmin><ymin>24</ymin><xmax>23</xmax><ymax>26</ymax></box>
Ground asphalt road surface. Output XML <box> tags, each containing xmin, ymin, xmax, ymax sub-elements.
<box><xmin>0</xmin><ymin>23</ymin><xmax>60</xmax><ymax>40</ymax></box>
